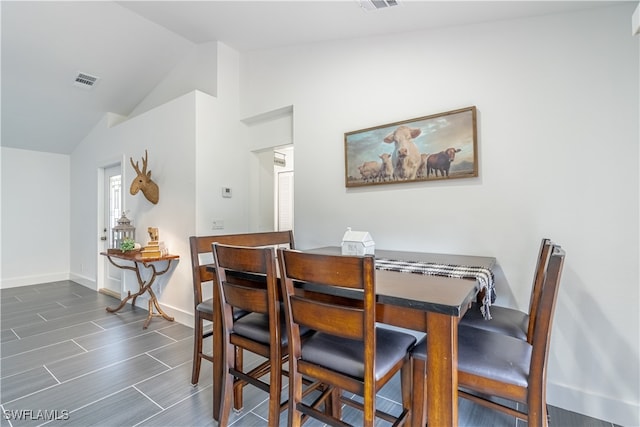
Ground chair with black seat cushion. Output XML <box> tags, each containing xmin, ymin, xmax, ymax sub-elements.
<box><xmin>411</xmin><ymin>244</ymin><xmax>565</xmax><ymax>427</ymax></box>
<box><xmin>212</xmin><ymin>243</ymin><xmax>289</xmax><ymax>426</ymax></box>
<box><xmin>278</xmin><ymin>248</ymin><xmax>416</xmax><ymax>427</ymax></box>
<box><xmin>188</xmin><ymin>231</ymin><xmax>295</xmax><ymax>386</ymax></box>
<box><xmin>459</xmin><ymin>238</ymin><xmax>552</xmax><ymax>342</ymax></box>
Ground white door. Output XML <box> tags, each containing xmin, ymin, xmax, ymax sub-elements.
<box><xmin>101</xmin><ymin>164</ymin><xmax>122</xmax><ymax>297</ymax></box>
<box><xmin>277</xmin><ymin>170</ymin><xmax>294</xmax><ymax>231</ymax></box>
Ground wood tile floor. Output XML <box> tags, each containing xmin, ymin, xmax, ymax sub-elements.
<box><xmin>0</xmin><ymin>281</ymin><xmax>618</xmax><ymax>427</ymax></box>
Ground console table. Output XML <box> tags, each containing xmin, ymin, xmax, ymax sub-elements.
<box><xmin>100</xmin><ymin>251</ymin><xmax>179</xmax><ymax>329</ymax></box>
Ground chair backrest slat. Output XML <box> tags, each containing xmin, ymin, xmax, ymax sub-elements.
<box><xmin>189</xmin><ymin>231</ymin><xmax>294</xmax><ymax>307</ymax></box>
<box><xmin>279</xmin><ymin>250</ymin><xmax>372</xmax><ymax>289</ymax></box>
<box><xmin>194</xmin><ymin>230</ymin><xmax>294</xmax><ymax>254</ymax></box>
<box><xmin>526</xmin><ymin>238</ymin><xmax>553</xmax><ymax>343</ymax></box>
<box><xmin>213</xmin><ymin>244</ymin><xmax>277</xmax><ymax>315</ymax></box>
<box><xmin>278</xmin><ymin>248</ymin><xmax>376</xmax><ymax>350</ymax></box>
<box><xmin>222</xmin><ymin>280</ymin><xmax>270</xmax><ymax>314</ymax></box>
<box><xmin>290</xmin><ymin>295</ymin><xmax>364</xmax><ymax>340</ymax></box>
<box><xmin>530</xmin><ymin>245</ymin><xmax>565</xmax><ymax>365</ymax></box>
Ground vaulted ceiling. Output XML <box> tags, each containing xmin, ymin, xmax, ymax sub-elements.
<box><xmin>1</xmin><ymin>1</ymin><xmax>626</xmax><ymax>154</ymax></box>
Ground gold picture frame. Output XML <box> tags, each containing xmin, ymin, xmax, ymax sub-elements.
<box><xmin>344</xmin><ymin>106</ymin><xmax>478</xmax><ymax>187</ymax></box>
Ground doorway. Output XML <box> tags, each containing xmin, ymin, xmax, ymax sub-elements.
<box><xmin>274</xmin><ymin>146</ymin><xmax>294</xmax><ymax>231</ymax></box>
<box><xmin>100</xmin><ymin>163</ymin><xmax>123</xmax><ymax>297</ymax></box>
<box><xmin>250</xmin><ymin>145</ymin><xmax>294</xmax><ymax>232</ymax></box>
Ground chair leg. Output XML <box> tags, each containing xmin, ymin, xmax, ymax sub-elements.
<box><xmin>233</xmin><ymin>346</ymin><xmax>244</xmax><ymax>411</ymax></box>
<box><xmin>527</xmin><ymin>393</ymin><xmax>549</xmax><ymax>427</ymax></box>
<box><xmin>330</xmin><ymin>387</ymin><xmax>341</xmax><ymax>420</ymax></box>
<box><xmin>411</xmin><ymin>357</ymin><xmax>427</xmax><ymax>427</ymax></box>
<box><xmin>363</xmin><ymin>386</ymin><xmax>375</xmax><ymax>427</ymax></box>
<box><xmin>218</xmin><ymin>342</ymin><xmax>236</xmax><ymax>426</ymax></box>
<box><xmin>191</xmin><ymin>316</ymin><xmax>203</xmax><ymax>385</ymax></box>
<box><xmin>267</xmin><ymin>355</ymin><xmax>282</xmax><ymax>426</ymax></box>
<box><xmin>288</xmin><ymin>368</ymin><xmax>304</xmax><ymax>427</ymax></box>
<box><xmin>401</xmin><ymin>358</ymin><xmax>413</xmax><ymax>426</ymax></box>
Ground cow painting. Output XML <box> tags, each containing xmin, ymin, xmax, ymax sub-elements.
<box><xmin>344</xmin><ymin>106</ymin><xmax>477</xmax><ymax>187</ymax></box>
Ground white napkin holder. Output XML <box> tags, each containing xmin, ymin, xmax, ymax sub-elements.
<box><xmin>341</xmin><ymin>227</ymin><xmax>375</xmax><ymax>256</ymax></box>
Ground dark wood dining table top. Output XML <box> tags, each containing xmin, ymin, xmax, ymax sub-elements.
<box><xmin>303</xmin><ymin>246</ymin><xmax>495</xmax><ymax>316</ymax></box>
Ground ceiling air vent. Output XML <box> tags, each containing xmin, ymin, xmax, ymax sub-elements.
<box><xmin>359</xmin><ymin>0</ymin><xmax>399</xmax><ymax>11</ymax></box>
<box><xmin>74</xmin><ymin>72</ymin><xmax>99</xmax><ymax>89</ymax></box>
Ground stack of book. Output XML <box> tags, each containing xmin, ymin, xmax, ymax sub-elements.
<box><xmin>141</xmin><ymin>240</ymin><xmax>168</xmax><ymax>259</ymax></box>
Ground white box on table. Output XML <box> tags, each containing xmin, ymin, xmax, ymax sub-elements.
<box><xmin>341</xmin><ymin>228</ymin><xmax>375</xmax><ymax>256</ymax></box>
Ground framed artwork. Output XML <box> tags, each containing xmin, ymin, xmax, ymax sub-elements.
<box><xmin>344</xmin><ymin>106</ymin><xmax>478</xmax><ymax>187</ymax></box>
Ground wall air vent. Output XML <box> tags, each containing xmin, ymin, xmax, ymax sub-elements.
<box><xmin>359</xmin><ymin>0</ymin><xmax>399</xmax><ymax>11</ymax></box>
<box><xmin>74</xmin><ymin>72</ymin><xmax>99</xmax><ymax>89</ymax></box>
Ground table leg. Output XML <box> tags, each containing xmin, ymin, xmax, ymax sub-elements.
<box><xmin>105</xmin><ymin>257</ymin><xmax>175</xmax><ymax>329</ymax></box>
<box><xmin>426</xmin><ymin>311</ymin><xmax>458</xmax><ymax>426</ymax></box>
<box><xmin>143</xmin><ymin>286</ymin><xmax>175</xmax><ymax>329</ymax></box>
<box><xmin>212</xmin><ymin>279</ymin><xmax>223</xmax><ymax>421</ymax></box>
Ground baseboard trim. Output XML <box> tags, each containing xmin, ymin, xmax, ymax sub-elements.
<box><xmin>1</xmin><ymin>273</ymin><xmax>70</xmax><ymax>289</ymax></box>
<box><xmin>547</xmin><ymin>381</ymin><xmax>639</xmax><ymax>426</ymax></box>
<box><xmin>98</xmin><ymin>288</ymin><xmax>120</xmax><ymax>299</ymax></box>
<box><xmin>122</xmin><ymin>295</ymin><xmax>194</xmax><ymax>328</ymax></box>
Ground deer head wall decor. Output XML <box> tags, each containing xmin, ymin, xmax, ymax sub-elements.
<box><xmin>130</xmin><ymin>150</ymin><xmax>159</xmax><ymax>204</ymax></box>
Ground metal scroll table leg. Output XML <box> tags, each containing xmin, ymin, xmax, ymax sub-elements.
<box><xmin>104</xmin><ymin>255</ymin><xmax>176</xmax><ymax>329</ymax></box>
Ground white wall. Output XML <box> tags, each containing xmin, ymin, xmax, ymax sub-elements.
<box><xmin>130</xmin><ymin>41</ymin><xmax>219</xmax><ymax>119</ymax></box>
<box><xmin>0</xmin><ymin>148</ymin><xmax>70</xmax><ymax>287</ymax></box>
<box><xmin>239</xmin><ymin>4</ymin><xmax>639</xmax><ymax>425</ymax></box>
<box><xmin>195</xmin><ymin>43</ymin><xmax>249</xmax><ymax>236</ymax></box>
<box><xmin>69</xmin><ymin>93</ymin><xmax>197</xmax><ymax>324</ymax></box>
<box><xmin>68</xmin><ymin>42</ymin><xmax>246</xmax><ymax>326</ymax></box>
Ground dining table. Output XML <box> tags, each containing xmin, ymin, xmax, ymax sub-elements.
<box><xmin>207</xmin><ymin>246</ymin><xmax>496</xmax><ymax>426</ymax></box>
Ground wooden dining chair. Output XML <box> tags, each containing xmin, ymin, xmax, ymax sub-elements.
<box><xmin>459</xmin><ymin>238</ymin><xmax>552</xmax><ymax>342</ymax></box>
<box><xmin>278</xmin><ymin>248</ymin><xmax>416</xmax><ymax>427</ymax></box>
<box><xmin>212</xmin><ymin>243</ymin><xmax>288</xmax><ymax>426</ymax></box>
<box><xmin>188</xmin><ymin>231</ymin><xmax>295</xmax><ymax>386</ymax></box>
<box><xmin>411</xmin><ymin>244</ymin><xmax>565</xmax><ymax>427</ymax></box>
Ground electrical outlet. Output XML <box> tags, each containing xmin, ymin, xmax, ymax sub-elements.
<box><xmin>212</xmin><ymin>219</ymin><xmax>224</xmax><ymax>230</ymax></box>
